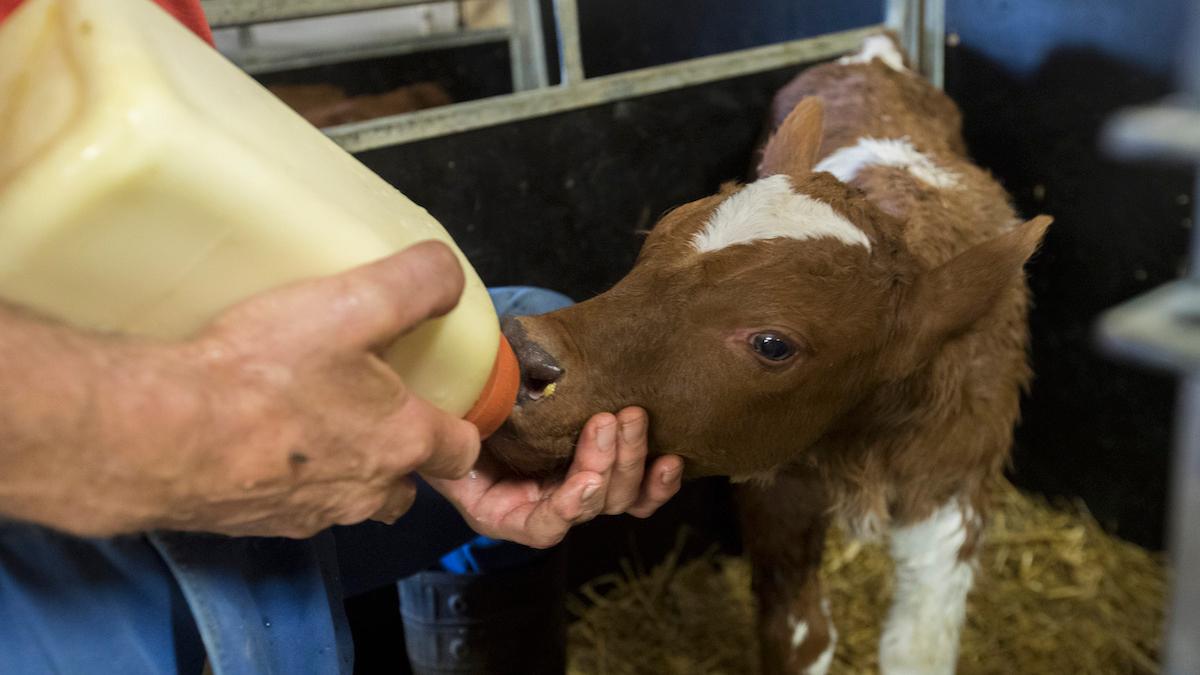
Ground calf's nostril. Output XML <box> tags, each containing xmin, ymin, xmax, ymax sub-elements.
<box><xmin>501</xmin><ymin>317</ymin><xmax>565</xmax><ymax>403</ymax></box>
<box><xmin>522</xmin><ymin>361</ymin><xmax>564</xmax><ymax>401</ymax></box>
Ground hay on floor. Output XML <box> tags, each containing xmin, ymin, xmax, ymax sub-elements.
<box><xmin>567</xmin><ymin>481</ymin><xmax>1166</xmax><ymax>675</ymax></box>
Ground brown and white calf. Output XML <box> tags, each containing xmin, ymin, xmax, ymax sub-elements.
<box><xmin>488</xmin><ymin>34</ymin><xmax>1050</xmax><ymax>674</ymax></box>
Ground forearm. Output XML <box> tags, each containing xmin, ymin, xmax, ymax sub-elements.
<box><xmin>0</xmin><ymin>302</ymin><xmax>201</xmax><ymax>535</ymax></box>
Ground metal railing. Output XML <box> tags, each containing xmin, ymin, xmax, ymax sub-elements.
<box><xmin>201</xmin><ymin>0</ymin><xmax>435</xmax><ymax>27</ymax></box>
<box><xmin>202</xmin><ymin>0</ymin><xmax>549</xmax><ymax>93</ymax></box>
<box><xmin>205</xmin><ymin>0</ymin><xmax>945</xmax><ymax>153</ymax></box>
<box><xmin>324</xmin><ymin>25</ymin><xmax>883</xmax><ymax>152</ymax></box>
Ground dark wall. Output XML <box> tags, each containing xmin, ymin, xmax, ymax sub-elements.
<box><xmin>575</xmin><ymin>0</ymin><xmax>879</xmax><ymax>77</ymax></box>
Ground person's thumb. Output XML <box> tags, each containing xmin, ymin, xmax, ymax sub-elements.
<box><xmin>219</xmin><ymin>240</ymin><xmax>466</xmax><ymax>349</ymax></box>
<box><xmin>325</xmin><ymin>240</ymin><xmax>466</xmax><ymax>347</ymax></box>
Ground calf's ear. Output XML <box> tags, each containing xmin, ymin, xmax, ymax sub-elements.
<box><xmin>758</xmin><ymin>97</ymin><xmax>824</xmax><ymax>182</ymax></box>
<box><xmin>887</xmin><ymin>215</ymin><xmax>1052</xmax><ymax>377</ymax></box>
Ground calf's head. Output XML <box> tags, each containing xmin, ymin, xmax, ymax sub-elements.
<box><xmin>488</xmin><ymin>99</ymin><xmax>1049</xmax><ymax>478</ymax></box>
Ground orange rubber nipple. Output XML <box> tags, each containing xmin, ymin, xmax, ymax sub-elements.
<box><xmin>462</xmin><ymin>336</ymin><xmax>520</xmax><ymax>439</ymax></box>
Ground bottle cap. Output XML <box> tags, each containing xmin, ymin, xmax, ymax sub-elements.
<box><xmin>463</xmin><ymin>336</ymin><xmax>520</xmax><ymax>439</ymax></box>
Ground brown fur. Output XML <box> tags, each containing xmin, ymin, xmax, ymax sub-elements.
<box><xmin>267</xmin><ymin>82</ymin><xmax>451</xmax><ymax>127</ymax></box>
<box><xmin>487</xmin><ymin>37</ymin><xmax>1050</xmax><ymax>674</ymax></box>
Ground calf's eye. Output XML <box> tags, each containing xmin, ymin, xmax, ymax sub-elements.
<box><xmin>750</xmin><ymin>333</ymin><xmax>795</xmax><ymax>361</ymax></box>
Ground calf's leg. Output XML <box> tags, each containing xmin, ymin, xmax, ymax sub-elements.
<box><xmin>737</xmin><ymin>473</ymin><xmax>835</xmax><ymax>675</ymax></box>
<box><xmin>879</xmin><ymin>499</ymin><xmax>979</xmax><ymax>675</ymax></box>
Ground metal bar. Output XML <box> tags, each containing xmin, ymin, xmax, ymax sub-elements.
<box><xmin>920</xmin><ymin>0</ymin><xmax>946</xmax><ymax>88</ymax></box>
<box><xmin>228</xmin><ymin>27</ymin><xmax>510</xmax><ymax>75</ymax></box>
<box><xmin>1099</xmin><ymin>280</ymin><xmax>1200</xmax><ymax>372</ymax></box>
<box><xmin>325</xmin><ymin>24</ymin><xmax>882</xmax><ymax>153</ymax></box>
<box><xmin>508</xmin><ymin>0</ymin><xmax>550</xmax><ymax>91</ymax></box>
<box><xmin>552</xmin><ymin>0</ymin><xmax>585</xmax><ymax>85</ymax></box>
<box><xmin>885</xmin><ymin>0</ymin><xmax>921</xmax><ymax>69</ymax></box>
<box><xmin>1165</xmin><ymin>376</ymin><xmax>1200</xmax><ymax>674</ymax></box>
<box><xmin>201</xmin><ymin>0</ymin><xmax>436</xmax><ymax>28</ymax></box>
<box><xmin>1105</xmin><ymin>101</ymin><xmax>1200</xmax><ymax>164</ymax></box>
<box><xmin>1190</xmin><ymin>174</ymin><xmax>1200</xmax><ymax>282</ymax></box>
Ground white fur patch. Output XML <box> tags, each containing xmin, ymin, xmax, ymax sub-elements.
<box><xmin>806</xmin><ymin>636</ymin><xmax>835</xmax><ymax>675</ymax></box>
<box><xmin>844</xmin><ymin>510</ymin><xmax>888</xmax><ymax>542</ymax></box>
<box><xmin>838</xmin><ymin>34</ymin><xmax>906</xmax><ymax>71</ymax></box>
<box><xmin>880</xmin><ymin>501</ymin><xmax>977</xmax><ymax>675</ymax></box>
<box><xmin>807</xmin><ymin>602</ymin><xmax>837</xmax><ymax>675</ymax></box>
<box><xmin>789</xmin><ymin>615</ymin><xmax>809</xmax><ymax>648</ymax></box>
<box><xmin>815</xmin><ymin>137</ymin><xmax>959</xmax><ymax>189</ymax></box>
<box><xmin>691</xmin><ymin>175</ymin><xmax>871</xmax><ymax>253</ymax></box>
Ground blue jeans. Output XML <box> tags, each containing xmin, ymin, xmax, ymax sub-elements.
<box><xmin>0</xmin><ymin>287</ymin><xmax>573</xmax><ymax>675</ymax></box>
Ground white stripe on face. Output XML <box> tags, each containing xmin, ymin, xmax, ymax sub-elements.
<box><xmin>690</xmin><ymin>175</ymin><xmax>871</xmax><ymax>253</ymax></box>
<box><xmin>815</xmin><ymin>137</ymin><xmax>960</xmax><ymax>189</ymax></box>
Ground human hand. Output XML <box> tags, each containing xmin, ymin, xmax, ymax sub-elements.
<box><xmin>151</xmin><ymin>241</ymin><xmax>483</xmax><ymax>538</ymax></box>
<box><xmin>17</xmin><ymin>241</ymin><xmax>476</xmax><ymax>539</ymax></box>
<box><xmin>425</xmin><ymin>407</ymin><xmax>683</xmax><ymax>548</ymax></box>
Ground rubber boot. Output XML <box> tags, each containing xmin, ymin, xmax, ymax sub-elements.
<box><xmin>397</xmin><ymin>547</ymin><xmax>566</xmax><ymax>674</ymax></box>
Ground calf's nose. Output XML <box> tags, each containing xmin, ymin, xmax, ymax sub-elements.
<box><xmin>501</xmin><ymin>317</ymin><xmax>565</xmax><ymax>403</ymax></box>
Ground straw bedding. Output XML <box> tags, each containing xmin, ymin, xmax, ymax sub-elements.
<box><xmin>567</xmin><ymin>480</ymin><xmax>1165</xmax><ymax>674</ymax></box>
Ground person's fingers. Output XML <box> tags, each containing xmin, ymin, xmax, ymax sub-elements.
<box><xmin>626</xmin><ymin>455</ymin><xmax>683</xmax><ymax>519</ymax></box>
<box><xmin>420</xmin><ymin>452</ymin><xmax>510</xmax><ymax>514</ymax></box>
<box><xmin>368</xmin><ymin>476</ymin><xmax>419</xmax><ymax>524</ymax></box>
<box><xmin>603</xmin><ymin>407</ymin><xmax>649</xmax><ymax>514</ymax></box>
<box><xmin>502</xmin><ymin>471</ymin><xmax>605</xmax><ymax>548</ymax></box>
<box><xmin>567</xmin><ymin>412</ymin><xmax>618</xmax><ymax>480</ymax></box>
<box><xmin>399</xmin><ymin>395</ymin><xmax>481</xmax><ymax>480</ymax></box>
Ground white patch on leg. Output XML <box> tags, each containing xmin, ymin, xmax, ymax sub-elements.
<box><xmin>806</xmin><ymin>637</ymin><xmax>835</xmax><ymax>675</ymax></box>
<box><xmin>788</xmin><ymin>614</ymin><xmax>809</xmax><ymax>648</ymax></box>
<box><xmin>805</xmin><ymin>600</ymin><xmax>837</xmax><ymax>675</ymax></box>
<box><xmin>838</xmin><ymin>34</ymin><xmax>907</xmax><ymax>71</ymax></box>
<box><xmin>815</xmin><ymin>137</ymin><xmax>959</xmax><ymax>189</ymax></box>
<box><xmin>691</xmin><ymin>175</ymin><xmax>871</xmax><ymax>253</ymax></box>
<box><xmin>879</xmin><ymin>501</ymin><xmax>977</xmax><ymax>675</ymax></box>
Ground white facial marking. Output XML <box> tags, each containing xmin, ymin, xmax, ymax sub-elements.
<box><xmin>838</xmin><ymin>34</ymin><xmax>907</xmax><ymax>71</ymax></box>
<box><xmin>880</xmin><ymin>500</ymin><xmax>977</xmax><ymax>675</ymax></box>
<box><xmin>691</xmin><ymin>175</ymin><xmax>871</xmax><ymax>253</ymax></box>
<box><xmin>815</xmin><ymin>137</ymin><xmax>959</xmax><ymax>189</ymax></box>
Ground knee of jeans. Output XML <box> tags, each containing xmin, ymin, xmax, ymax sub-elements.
<box><xmin>488</xmin><ymin>286</ymin><xmax>574</xmax><ymax>318</ymax></box>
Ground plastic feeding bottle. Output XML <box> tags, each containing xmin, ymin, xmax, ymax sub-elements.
<box><xmin>0</xmin><ymin>0</ymin><xmax>519</xmax><ymax>437</ymax></box>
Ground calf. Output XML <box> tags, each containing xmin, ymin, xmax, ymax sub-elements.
<box><xmin>488</xmin><ymin>34</ymin><xmax>1050</xmax><ymax>674</ymax></box>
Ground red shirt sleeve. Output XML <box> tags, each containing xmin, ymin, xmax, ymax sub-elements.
<box><xmin>0</xmin><ymin>0</ymin><xmax>214</xmax><ymax>45</ymax></box>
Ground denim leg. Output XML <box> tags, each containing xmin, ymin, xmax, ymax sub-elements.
<box><xmin>487</xmin><ymin>286</ymin><xmax>574</xmax><ymax>318</ymax></box>
<box><xmin>148</xmin><ymin>531</ymin><xmax>352</xmax><ymax>675</ymax></box>
<box><xmin>0</xmin><ymin>522</ymin><xmax>206</xmax><ymax>675</ymax></box>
